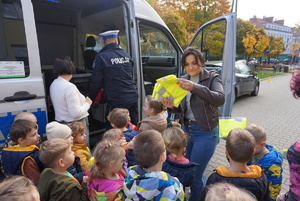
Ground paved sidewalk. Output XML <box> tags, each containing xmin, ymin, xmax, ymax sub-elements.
<box><xmin>204</xmin><ymin>73</ymin><xmax>300</xmax><ymax>194</ymax></box>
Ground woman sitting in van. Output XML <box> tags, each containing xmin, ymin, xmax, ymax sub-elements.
<box><xmin>50</xmin><ymin>57</ymin><xmax>92</xmax><ymax>144</ymax></box>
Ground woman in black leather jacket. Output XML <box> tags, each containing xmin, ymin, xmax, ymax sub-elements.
<box><xmin>162</xmin><ymin>47</ymin><xmax>225</xmax><ymax>200</ymax></box>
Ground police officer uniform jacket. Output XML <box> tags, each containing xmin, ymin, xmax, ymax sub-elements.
<box><xmin>89</xmin><ymin>43</ymin><xmax>138</xmax><ymax>106</ymax></box>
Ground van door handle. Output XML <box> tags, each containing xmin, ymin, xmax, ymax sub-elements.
<box><xmin>4</xmin><ymin>91</ymin><xmax>37</xmax><ymax>102</ymax></box>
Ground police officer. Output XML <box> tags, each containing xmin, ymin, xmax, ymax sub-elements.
<box><xmin>89</xmin><ymin>30</ymin><xmax>138</xmax><ymax>129</ymax></box>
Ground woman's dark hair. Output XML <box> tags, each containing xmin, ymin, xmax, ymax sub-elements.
<box><xmin>181</xmin><ymin>47</ymin><xmax>205</xmax><ymax>70</ymax></box>
<box><xmin>53</xmin><ymin>56</ymin><xmax>76</xmax><ymax>76</ymax></box>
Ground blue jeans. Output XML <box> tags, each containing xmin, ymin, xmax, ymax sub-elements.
<box><xmin>183</xmin><ymin>124</ymin><xmax>219</xmax><ymax>201</ymax></box>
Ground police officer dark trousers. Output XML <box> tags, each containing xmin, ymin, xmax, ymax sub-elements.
<box><xmin>89</xmin><ymin>30</ymin><xmax>138</xmax><ymax>130</ymax></box>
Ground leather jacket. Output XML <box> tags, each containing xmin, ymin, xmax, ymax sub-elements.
<box><xmin>172</xmin><ymin>69</ymin><xmax>225</xmax><ymax>131</ymax></box>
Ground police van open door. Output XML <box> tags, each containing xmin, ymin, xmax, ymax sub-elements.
<box><xmin>0</xmin><ymin>0</ymin><xmax>236</xmax><ymax>148</ymax></box>
<box><xmin>138</xmin><ymin>10</ymin><xmax>236</xmax><ymax>118</ymax></box>
<box><xmin>188</xmin><ymin>13</ymin><xmax>237</xmax><ymax>117</ymax></box>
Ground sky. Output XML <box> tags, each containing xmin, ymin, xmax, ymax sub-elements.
<box><xmin>236</xmin><ymin>0</ymin><xmax>300</xmax><ymax>28</ymax></box>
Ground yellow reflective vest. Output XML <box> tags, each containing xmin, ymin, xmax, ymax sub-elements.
<box><xmin>152</xmin><ymin>75</ymin><xmax>188</xmax><ymax>107</ymax></box>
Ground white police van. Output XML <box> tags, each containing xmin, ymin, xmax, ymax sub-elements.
<box><xmin>0</xmin><ymin>0</ymin><xmax>236</xmax><ymax>147</ymax></box>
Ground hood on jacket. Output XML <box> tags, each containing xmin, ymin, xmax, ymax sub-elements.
<box><xmin>138</xmin><ymin>115</ymin><xmax>167</xmax><ymax>133</ymax></box>
<box><xmin>216</xmin><ymin>165</ymin><xmax>262</xmax><ymax>178</ymax></box>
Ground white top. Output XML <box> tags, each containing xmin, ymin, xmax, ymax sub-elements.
<box><xmin>50</xmin><ymin>76</ymin><xmax>90</xmax><ymax>122</ymax></box>
<box><xmin>185</xmin><ymin>75</ymin><xmax>199</xmax><ymax>121</ymax></box>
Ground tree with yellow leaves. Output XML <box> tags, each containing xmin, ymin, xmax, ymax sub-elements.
<box><xmin>237</xmin><ymin>19</ymin><xmax>256</xmax><ymax>57</ymax></box>
<box><xmin>148</xmin><ymin>0</ymin><xmax>231</xmax><ymax>46</ymax></box>
<box><xmin>289</xmin><ymin>41</ymin><xmax>300</xmax><ymax>63</ymax></box>
<box><xmin>242</xmin><ymin>28</ymin><xmax>270</xmax><ymax>63</ymax></box>
<box><xmin>161</xmin><ymin>9</ymin><xmax>188</xmax><ymax>46</ymax></box>
<box><xmin>254</xmin><ymin>32</ymin><xmax>269</xmax><ymax>58</ymax></box>
<box><xmin>242</xmin><ymin>34</ymin><xmax>256</xmax><ymax>56</ymax></box>
<box><xmin>269</xmin><ymin>36</ymin><xmax>285</xmax><ymax>58</ymax></box>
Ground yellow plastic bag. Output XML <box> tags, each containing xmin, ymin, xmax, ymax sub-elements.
<box><xmin>219</xmin><ymin>117</ymin><xmax>247</xmax><ymax>138</ymax></box>
<box><xmin>152</xmin><ymin>75</ymin><xmax>188</xmax><ymax>107</ymax></box>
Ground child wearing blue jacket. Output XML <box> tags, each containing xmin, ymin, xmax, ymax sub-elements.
<box><xmin>246</xmin><ymin>124</ymin><xmax>283</xmax><ymax>201</ymax></box>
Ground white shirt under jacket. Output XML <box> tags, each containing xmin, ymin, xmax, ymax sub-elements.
<box><xmin>50</xmin><ymin>76</ymin><xmax>89</xmax><ymax>122</ymax></box>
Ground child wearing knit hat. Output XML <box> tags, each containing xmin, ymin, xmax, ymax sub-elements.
<box><xmin>46</xmin><ymin>121</ymin><xmax>73</xmax><ymax>142</ymax></box>
<box><xmin>45</xmin><ymin>121</ymin><xmax>85</xmax><ymax>183</ymax></box>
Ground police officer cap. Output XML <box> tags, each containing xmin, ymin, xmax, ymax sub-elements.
<box><xmin>100</xmin><ymin>30</ymin><xmax>119</xmax><ymax>39</ymax></box>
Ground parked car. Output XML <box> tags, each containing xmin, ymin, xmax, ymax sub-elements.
<box><xmin>283</xmin><ymin>59</ymin><xmax>289</xmax><ymax>65</ymax></box>
<box><xmin>205</xmin><ymin>61</ymin><xmax>260</xmax><ymax>100</ymax></box>
<box><xmin>262</xmin><ymin>58</ymin><xmax>279</xmax><ymax>64</ymax></box>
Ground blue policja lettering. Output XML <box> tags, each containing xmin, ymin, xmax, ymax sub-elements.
<box><xmin>111</xmin><ymin>57</ymin><xmax>130</xmax><ymax>65</ymax></box>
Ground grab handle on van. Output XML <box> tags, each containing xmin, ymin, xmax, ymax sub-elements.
<box><xmin>4</xmin><ymin>91</ymin><xmax>37</xmax><ymax>102</ymax></box>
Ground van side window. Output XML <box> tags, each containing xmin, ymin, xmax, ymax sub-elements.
<box><xmin>139</xmin><ymin>24</ymin><xmax>177</xmax><ymax>95</ymax></box>
<box><xmin>0</xmin><ymin>0</ymin><xmax>29</xmax><ymax>78</ymax></box>
<box><xmin>190</xmin><ymin>20</ymin><xmax>226</xmax><ymax>62</ymax></box>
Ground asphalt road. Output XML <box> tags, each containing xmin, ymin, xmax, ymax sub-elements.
<box><xmin>204</xmin><ymin>72</ymin><xmax>300</xmax><ymax>193</ymax></box>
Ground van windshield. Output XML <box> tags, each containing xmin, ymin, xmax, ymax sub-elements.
<box><xmin>0</xmin><ymin>0</ymin><xmax>29</xmax><ymax>78</ymax></box>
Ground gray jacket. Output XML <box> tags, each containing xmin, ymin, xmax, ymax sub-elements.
<box><xmin>172</xmin><ymin>69</ymin><xmax>225</xmax><ymax>131</ymax></box>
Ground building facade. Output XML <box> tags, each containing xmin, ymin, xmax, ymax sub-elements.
<box><xmin>250</xmin><ymin>16</ymin><xmax>293</xmax><ymax>56</ymax></box>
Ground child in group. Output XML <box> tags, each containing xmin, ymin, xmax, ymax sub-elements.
<box><xmin>201</xmin><ymin>128</ymin><xmax>269</xmax><ymax>201</ymax></box>
<box><xmin>276</xmin><ymin>139</ymin><xmax>300</xmax><ymax>201</ymax></box>
<box><xmin>124</xmin><ymin>130</ymin><xmax>185</xmax><ymax>200</ymax></box>
<box><xmin>1</xmin><ymin>112</ymin><xmax>39</xmax><ymax>181</ymax></box>
<box><xmin>0</xmin><ymin>176</ymin><xmax>40</xmax><ymax>201</ymax></box>
<box><xmin>101</xmin><ymin>128</ymin><xmax>134</xmax><ymax>173</ymax></box>
<box><xmin>87</xmin><ymin>140</ymin><xmax>126</xmax><ymax>200</ymax></box>
<box><xmin>246</xmin><ymin>124</ymin><xmax>283</xmax><ymax>201</ymax></box>
<box><xmin>162</xmin><ymin>127</ymin><xmax>198</xmax><ymax>188</ymax></box>
<box><xmin>204</xmin><ymin>182</ymin><xmax>257</xmax><ymax>201</ymax></box>
<box><xmin>38</xmin><ymin>138</ymin><xmax>88</xmax><ymax>201</ymax></box>
<box><xmin>3</xmin><ymin>112</ymin><xmax>38</xmax><ymax>148</ymax></box>
<box><xmin>138</xmin><ymin>95</ymin><xmax>167</xmax><ymax>133</ymax></box>
<box><xmin>107</xmin><ymin>108</ymin><xmax>138</xmax><ymax>166</ymax></box>
<box><xmin>1</xmin><ymin>119</ymin><xmax>43</xmax><ymax>185</ymax></box>
<box><xmin>68</xmin><ymin>121</ymin><xmax>92</xmax><ymax>171</ymax></box>
<box><xmin>46</xmin><ymin>121</ymin><xmax>85</xmax><ymax>183</ymax></box>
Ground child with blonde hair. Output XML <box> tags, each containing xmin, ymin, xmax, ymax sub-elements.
<box><xmin>0</xmin><ymin>176</ymin><xmax>40</xmax><ymax>201</ymax></box>
<box><xmin>162</xmin><ymin>127</ymin><xmax>198</xmax><ymax>188</ymax></box>
<box><xmin>46</xmin><ymin>121</ymin><xmax>85</xmax><ymax>183</ymax></box>
<box><xmin>87</xmin><ymin>140</ymin><xmax>126</xmax><ymax>200</ymax></box>
<box><xmin>68</xmin><ymin>121</ymin><xmax>92</xmax><ymax>171</ymax></box>
<box><xmin>138</xmin><ymin>95</ymin><xmax>167</xmax><ymax>133</ymax></box>
<box><xmin>107</xmin><ymin>108</ymin><xmax>138</xmax><ymax>167</ymax></box>
<box><xmin>101</xmin><ymin>128</ymin><xmax>134</xmax><ymax>173</ymax></box>
<box><xmin>102</xmin><ymin>128</ymin><xmax>126</xmax><ymax>144</ymax></box>
<box><xmin>38</xmin><ymin>138</ymin><xmax>88</xmax><ymax>200</ymax></box>
<box><xmin>205</xmin><ymin>182</ymin><xmax>257</xmax><ymax>201</ymax></box>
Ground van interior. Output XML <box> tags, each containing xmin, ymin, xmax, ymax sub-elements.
<box><xmin>1</xmin><ymin>0</ymin><xmax>181</xmax><ymax>141</ymax></box>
